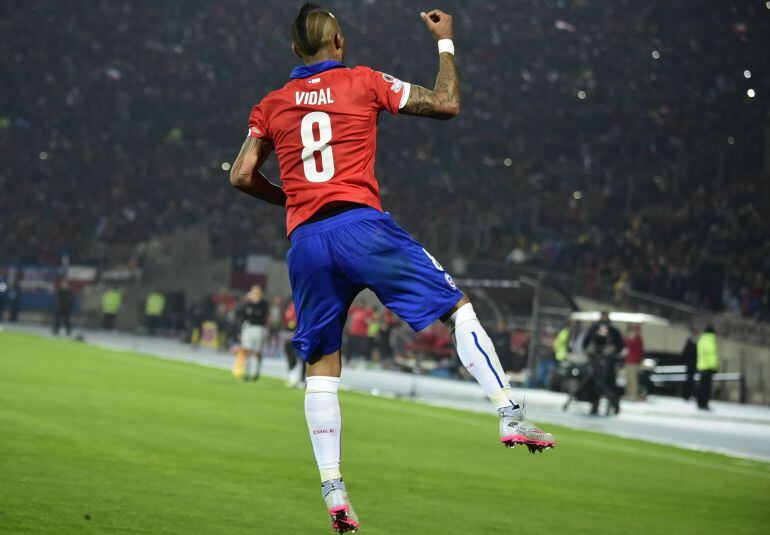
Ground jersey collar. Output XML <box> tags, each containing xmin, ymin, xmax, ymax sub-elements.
<box><xmin>290</xmin><ymin>60</ymin><xmax>346</xmax><ymax>79</ymax></box>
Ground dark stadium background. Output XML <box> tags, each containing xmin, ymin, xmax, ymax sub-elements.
<box><xmin>3</xmin><ymin>0</ymin><xmax>768</xmax><ymax>316</ymax></box>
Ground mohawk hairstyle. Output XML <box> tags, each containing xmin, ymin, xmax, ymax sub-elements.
<box><xmin>292</xmin><ymin>2</ymin><xmax>338</xmax><ymax>56</ymax></box>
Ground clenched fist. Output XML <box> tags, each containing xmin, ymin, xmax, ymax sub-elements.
<box><xmin>420</xmin><ymin>9</ymin><xmax>453</xmax><ymax>41</ymax></box>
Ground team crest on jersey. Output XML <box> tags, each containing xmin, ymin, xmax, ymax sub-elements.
<box><xmin>382</xmin><ymin>72</ymin><xmax>404</xmax><ymax>94</ymax></box>
<box><xmin>445</xmin><ymin>272</ymin><xmax>457</xmax><ymax>290</ymax></box>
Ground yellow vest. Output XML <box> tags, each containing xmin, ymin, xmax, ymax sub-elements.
<box><xmin>146</xmin><ymin>292</ymin><xmax>166</xmax><ymax>316</ymax></box>
<box><xmin>102</xmin><ymin>290</ymin><xmax>122</xmax><ymax>314</ymax></box>
<box><xmin>367</xmin><ymin>321</ymin><xmax>380</xmax><ymax>338</ymax></box>
<box><xmin>553</xmin><ymin>328</ymin><xmax>569</xmax><ymax>361</ymax></box>
<box><xmin>696</xmin><ymin>333</ymin><xmax>719</xmax><ymax>371</ymax></box>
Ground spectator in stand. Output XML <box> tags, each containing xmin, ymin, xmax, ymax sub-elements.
<box><xmin>623</xmin><ymin>324</ymin><xmax>645</xmax><ymax>400</ymax></box>
<box><xmin>696</xmin><ymin>326</ymin><xmax>720</xmax><ymax>410</ymax></box>
<box><xmin>680</xmin><ymin>325</ymin><xmax>699</xmax><ymax>400</ymax></box>
<box><xmin>52</xmin><ymin>279</ymin><xmax>73</xmax><ymax>336</ymax></box>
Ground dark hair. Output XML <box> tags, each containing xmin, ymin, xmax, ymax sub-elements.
<box><xmin>292</xmin><ymin>3</ymin><xmax>337</xmax><ymax>56</ymax></box>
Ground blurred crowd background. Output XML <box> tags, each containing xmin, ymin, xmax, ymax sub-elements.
<box><xmin>2</xmin><ymin>0</ymin><xmax>769</xmax><ymax>320</ymax></box>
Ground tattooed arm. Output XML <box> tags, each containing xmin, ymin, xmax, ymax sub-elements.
<box><xmin>229</xmin><ymin>136</ymin><xmax>286</xmax><ymax>206</ymax></box>
<box><xmin>401</xmin><ymin>9</ymin><xmax>460</xmax><ymax>120</ymax></box>
<box><xmin>401</xmin><ymin>56</ymin><xmax>460</xmax><ymax>120</ymax></box>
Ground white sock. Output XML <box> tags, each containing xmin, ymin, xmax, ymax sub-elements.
<box><xmin>305</xmin><ymin>376</ymin><xmax>342</xmax><ymax>482</ymax></box>
<box><xmin>446</xmin><ymin>304</ymin><xmax>519</xmax><ymax>410</ymax></box>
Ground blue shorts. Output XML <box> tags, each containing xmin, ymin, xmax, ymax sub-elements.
<box><xmin>287</xmin><ymin>207</ymin><xmax>463</xmax><ymax>361</ymax></box>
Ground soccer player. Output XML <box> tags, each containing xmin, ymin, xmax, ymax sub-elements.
<box><xmin>235</xmin><ymin>286</ymin><xmax>268</xmax><ymax>381</ymax></box>
<box><xmin>230</xmin><ymin>5</ymin><xmax>556</xmax><ymax>532</ymax></box>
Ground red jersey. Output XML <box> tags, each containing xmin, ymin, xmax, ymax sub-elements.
<box><xmin>283</xmin><ymin>301</ymin><xmax>297</xmax><ymax>330</ymax></box>
<box><xmin>624</xmin><ymin>334</ymin><xmax>644</xmax><ymax>365</ymax></box>
<box><xmin>348</xmin><ymin>306</ymin><xmax>374</xmax><ymax>338</ymax></box>
<box><xmin>246</xmin><ymin>62</ymin><xmax>411</xmax><ymax>235</ymax></box>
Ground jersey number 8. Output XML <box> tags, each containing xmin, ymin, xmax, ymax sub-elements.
<box><xmin>300</xmin><ymin>112</ymin><xmax>335</xmax><ymax>182</ymax></box>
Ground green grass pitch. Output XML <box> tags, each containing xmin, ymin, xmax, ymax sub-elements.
<box><xmin>1</xmin><ymin>330</ymin><xmax>768</xmax><ymax>534</ymax></box>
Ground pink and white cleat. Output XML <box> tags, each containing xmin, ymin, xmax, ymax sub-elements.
<box><xmin>322</xmin><ymin>478</ymin><xmax>359</xmax><ymax>533</ymax></box>
<box><xmin>498</xmin><ymin>405</ymin><xmax>556</xmax><ymax>454</ymax></box>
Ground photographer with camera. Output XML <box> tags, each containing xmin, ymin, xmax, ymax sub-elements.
<box><xmin>581</xmin><ymin>311</ymin><xmax>624</xmax><ymax>415</ymax></box>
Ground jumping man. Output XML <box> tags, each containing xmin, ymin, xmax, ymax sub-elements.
<box><xmin>230</xmin><ymin>5</ymin><xmax>556</xmax><ymax>532</ymax></box>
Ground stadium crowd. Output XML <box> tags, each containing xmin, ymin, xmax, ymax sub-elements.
<box><xmin>2</xmin><ymin>0</ymin><xmax>768</xmax><ymax>319</ymax></box>
<box><xmin>524</xmin><ymin>174</ymin><xmax>770</xmax><ymax>319</ymax></box>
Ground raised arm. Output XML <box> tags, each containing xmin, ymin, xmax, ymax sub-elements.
<box><xmin>229</xmin><ymin>136</ymin><xmax>286</xmax><ymax>206</ymax></box>
<box><xmin>401</xmin><ymin>9</ymin><xmax>460</xmax><ymax>120</ymax></box>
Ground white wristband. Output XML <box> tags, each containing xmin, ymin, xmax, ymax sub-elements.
<box><xmin>437</xmin><ymin>39</ymin><xmax>454</xmax><ymax>55</ymax></box>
